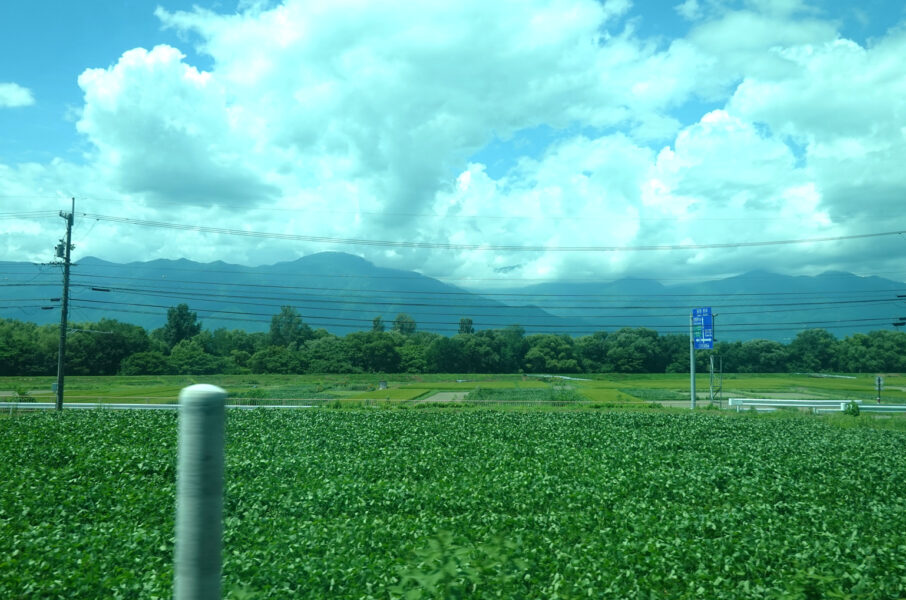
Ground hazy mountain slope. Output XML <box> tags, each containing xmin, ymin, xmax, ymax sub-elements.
<box><xmin>2</xmin><ymin>254</ymin><xmax>904</xmax><ymax>340</ymax></box>
<box><xmin>0</xmin><ymin>253</ymin><xmax>569</xmax><ymax>335</ymax></box>
<box><xmin>475</xmin><ymin>269</ymin><xmax>906</xmax><ymax>341</ymax></box>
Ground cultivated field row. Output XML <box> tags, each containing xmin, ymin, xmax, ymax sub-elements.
<box><xmin>2</xmin><ymin>373</ymin><xmax>904</xmax><ymax>408</ymax></box>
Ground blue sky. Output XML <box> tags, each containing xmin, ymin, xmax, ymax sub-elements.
<box><xmin>2</xmin><ymin>0</ymin><xmax>906</xmax><ymax>285</ymax></box>
<box><xmin>0</xmin><ymin>1</ymin><xmax>212</xmax><ymax>163</ymax></box>
<box><xmin>3</xmin><ymin>0</ymin><xmax>895</xmax><ymax>166</ymax></box>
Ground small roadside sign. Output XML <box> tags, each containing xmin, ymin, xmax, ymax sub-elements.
<box><xmin>689</xmin><ymin>306</ymin><xmax>714</xmax><ymax>410</ymax></box>
<box><xmin>692</xmin><ymin>307</ymin><xmax>713</xmax><ymax>350</ymax></box>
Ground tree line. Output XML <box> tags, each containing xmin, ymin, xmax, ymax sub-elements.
<box><xmin>2</xmin><ymin>304</ymin><xmax>904</xmax><ymax>376</ymax></box>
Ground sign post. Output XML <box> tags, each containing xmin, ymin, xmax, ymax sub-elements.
<box><xmin>690</xmin><ymin>307</ymin><xmax>714</xmax><ymax>409</ymax></box>
<box><xmin>876</xmin><ymin>376</ymin><xmax>884</xmax><ymax>404</ymax></box>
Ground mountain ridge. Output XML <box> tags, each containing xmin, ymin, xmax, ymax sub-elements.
<box><xmin>2</xmin><ymin>253</ymin><xmax>904</xmax><ymax>341</ymax></box>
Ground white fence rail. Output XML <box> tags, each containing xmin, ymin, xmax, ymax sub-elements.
<box><xmin>729</xmin><ymin>398</ymin><xmax>859</xmax><ymax>412</ymax></box>
<box><xmin>729</xmin><ymin>398</ymin><xmax>906</xmax><ymax>413</ymax></box>
<box><xmin>859</xmin><ymin>403</ymin><xmax>906</xmax><ymax>413</ymax></box>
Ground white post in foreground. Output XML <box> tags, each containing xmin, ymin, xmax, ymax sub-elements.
<box><xmin>174</xmin><ymin>384</ymin><xmax>227</xmax><ymax>600</ymax></box>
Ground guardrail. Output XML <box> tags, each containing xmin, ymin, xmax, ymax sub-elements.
<box><xmin>729</xmin><ymin>398</ymin><xmax>858</xmax><ymax>412</ymax></box>
<box><xmin>729</xmin><ymin>398</ymin><xmax>906</xmax><ymax>414</ymax></box>
<box><xmin>859</xmin><ymin>404</ymin><xmax>906</xmax><ymax>413</ymax></box>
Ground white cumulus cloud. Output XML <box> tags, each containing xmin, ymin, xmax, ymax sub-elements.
<box><xmin>76</xmin><ymin>45</ymin><xmax>279</xmax><ymax>207</ymax></box>
<box><xmin>1</xmin><ymin>0</ymin><xmax>905</xmax><ymax>283</ymax></box>
<box><xmin>0</xmin><ymin>82</ymin><xmax>34</xmax><ymax>108</ymax></box>
<box><xmin>727</xmin><ymin>31</ymin><xmax>906</xmax><ymax>225</ymax></box>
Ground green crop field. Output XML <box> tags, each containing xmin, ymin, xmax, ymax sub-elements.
<box><xmin>3</xmin><ymin>372</ymin><xmax>904</xmax><ymax>407</ymax></box>
<box><xmin>349</xmin><ymin>388</ymin><xmax>432</xmax><ymax>401</ymax></box>
<box><xmin>2</xmin><ymin>408</ymin><xmax>905</xmax><ymax>598</ymax></box>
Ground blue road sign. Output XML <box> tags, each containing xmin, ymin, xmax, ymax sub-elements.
<box><xmin>692</xmin><ymin>307</ymin><xmax>713</xmax><ymax>349</ymax></box>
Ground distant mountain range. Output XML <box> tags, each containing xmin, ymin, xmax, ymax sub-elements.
<box><xmin>499</xmin><ymin>269</ymin><xmax>906</xmax><ymax>341</ymax></box>
<box><xmin>2</xmin><ymin>252</ymin><xmax>904</xmax><ymax>341</ymax></box>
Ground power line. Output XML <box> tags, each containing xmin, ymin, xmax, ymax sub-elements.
<box><xmin>38</xmin><ymin>259</ymin><xmax>906</xmax><ymax>285</ymax></box>
<box><xmin>68</xmin><ymin>297</ymin><xmax>898</xmax><ymax>332</ymax></box>
<box><xmin>67</xmin><ymin>282</ymin><xmax>904</xmax><ymax>312</ymax></box>
<box><xmin>0</xmin><ymin>210</ymin><xmax>60</xmax><ymax>220</ymax></box>
<box><xmin>1</xmin><ymin>305</ymin><xmax>53</xmax><ymax>310</ymax></box>
<box><xmin>32</xmin><ymin>278</ymin><xmax>895</xmax><ymax>318</ymax></box>
<box><xmin>26</xmin><ymin>195</ymin><xmax>828</xmax><ymax>224</ymax></box>
<box><xmin>71</xmin><ymin>305</ymin><xmax>897</xmax><ymax>336</ymax></box>
<box><xmin>0</xmin><ymin>264</ymin><xmax>898</xmax><ymax>299</ymax></box>
<box><xmin>60</xmin><ymin>296</ymin><xmax>897</xmax><ymax>327</ymax></box>
<box><xmin>79</xmin><ymin>212</ymin><xmax>906</xmax><ymax>253</ymax></box>
<box><xmin>78</xmin><ymin>274</ymin><xmax>906</xmax><ymax>299</ymax></box>
<box><xmin>69</xmin><ymin>273</ymin><xmax>906</xmax><ymax>299</ymax></box>
<box><xmin>63</xmin><ymin>272</ymin><xmax>906</xmax><ymax>300</ymax></box>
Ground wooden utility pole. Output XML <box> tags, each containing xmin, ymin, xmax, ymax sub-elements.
<box><xmin>55</xmin><ymin>198</ymin><xmax>74</xmax><ymax>411</ymax></box>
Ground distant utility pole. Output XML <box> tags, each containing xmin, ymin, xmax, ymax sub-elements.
<box><xmin>55</xmin><ymin>198</ymin><xmax>75</xmax><ymax>411</ymax></box>
<box><xmin>689</xmin><ymin>313</ymin><xmax>696</xmax><ymax>410</ymax></box>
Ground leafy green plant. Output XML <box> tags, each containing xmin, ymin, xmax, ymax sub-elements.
<box><xmin>392</xmin><ymin>532</ymin><xmax>530</xmax><ymax>599</ymax></box>
<box><xmin>843</xmin><ymin>401</ymin><xmax>860</xmax><ymax>416</ymax></box>
<box><xmin>14</xmin><ymin>385</ymin><xmax>34</xmax><ymax>402</ymax></box>
<box><xmin>3</xmin><ymin>410</ymin><xmax>906</xmax><ymax>598</ymax></box>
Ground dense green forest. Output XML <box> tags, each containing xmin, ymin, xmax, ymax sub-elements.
<box><xmin>2</xmin><ymin>304</ymin><xmax>905</xmax><ymax>376</ymax></box>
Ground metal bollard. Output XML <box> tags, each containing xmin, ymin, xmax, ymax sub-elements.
<box><xmin>174</xmin><ymin>384</ymin><xmax>227</xmax><ymax>600</ymax></box>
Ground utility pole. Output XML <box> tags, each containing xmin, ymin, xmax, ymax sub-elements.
<box><xmin>55</xmin><ymin>198</ymin><xmax>75</xmax><ymax>411</ymax></box>
<box><xmin>689</xmin><ymin>313</ymin><xmax>696</xmax><ymax>410</ymax></box>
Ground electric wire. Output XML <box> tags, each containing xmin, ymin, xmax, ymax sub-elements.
<box><xmin>62</xmin><ymin>270</ymin><xmax>906</xmax><ymax>299</ymax></box>
<box><xmin>67</xmin><ymin>297</ymin><xmax>898</xmax><ymax>332</ymax></box>
<box><xmin>20</xmin><ymin>257</ymin><xmax>905</xmax><ymax>285</ymax></box>
<box><xmin>66</xmin><ymin>302</ymin><xmax>895</xmax><ymax>336</ymax></box>
<box><xmin>65</xmin><ymin>282</ymin><xmax>904</xmax><ymax>312</ymax></box>
<box><xmin>3</xmin><ymin>209</ymin><xmax>904</xmax><ymax>338</ymax></box>
<box><xmin>79</xmin><ymin>212</ymin><xmax>906</xmax><ymax>252</ymax></box>
<box><xmin>75</xmin><ymin>195</ymin><xmax>830</xmax><ymax>223</ymax></box>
